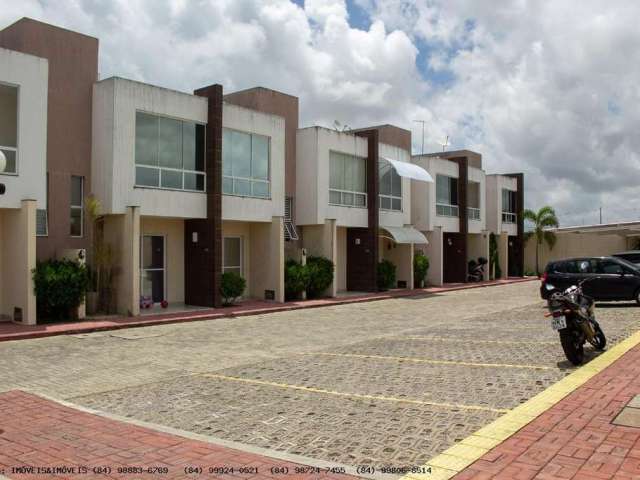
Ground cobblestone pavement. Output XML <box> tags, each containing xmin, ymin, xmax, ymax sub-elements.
<box><xmin>2</xmin><ymin>282</ymin><xmax>640</xmax><ymax>470</ymax></box>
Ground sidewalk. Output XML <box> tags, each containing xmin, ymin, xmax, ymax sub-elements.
<box><xmin>0</xmin><ymin>277</ymin><xmax>535</xmax><ymax>343</ymax></box>
<box><xmin>0</xmin><ymin>390</ymin><xmax>358</xmax><ymax>480</ymax></box>
<box><xmin>449</xmin><ymin>336</ymin><xmax>640</xmax><ymax>479</ymax></box>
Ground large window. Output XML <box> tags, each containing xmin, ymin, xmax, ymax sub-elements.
<box><xmin>135</xmin><ymin>112</ymin><xmax>205</xmax><ymax>192</ymax></box>
<box><xmin>379</xmin><ymin>161</ymin><xmax>402</xmax><ymax>211</ymax></box>
<box><xmin>223</xmin><ymin>237</ymin><xmax>243</xmax><ymax>275</ymax></box>
<box><xmin>436</xmin><ymin>174</ymin><xmax>459</xmax><ymax>217</ymax></box>
<box><xmin>222</xmin><ymin>128</ymin><xmax>270</xmax><ymax>198</ymax></box>
<box><xmin>467</xmin><ymin>181</ymin><xmax>481</xmax><ymax>220</ymax></box>
<box><xmin>0</xmin><ymin>84</ymin><xmax>18</xmax><ymax>174</ymax></box>
<box><xmin>502</xmin><ymin>188</ymin><xmax>517</xmax><ymax>223</ymax></box>
<box><xmin>70</xmin><ymin>176</ymin><xmax>83</xmax><ymax>237</ymax></box>
<box><xmin>329</xmin><ymin>151</ymin><xmax>367</xmax><ymax>207</ymax></box>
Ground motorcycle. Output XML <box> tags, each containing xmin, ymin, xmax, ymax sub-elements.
<box><xmin>468</xmin><ymin>257</ymin><xmax>488</xmax><ymax>282</ymax></box>
<box><xmin>544</xmin><ymin>277</ymin><xmax>606</xmax><ymax>365</ymax></box>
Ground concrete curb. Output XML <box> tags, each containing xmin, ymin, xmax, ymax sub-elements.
<box><xmin>400</xmin><ymin>329</ymin><xmax>640</xmax><ymax>480</ymax></box>
<box><xmin>0</xmin><ymin>278</ymin><xmax>537</xmax><ymax>343</ymax></box>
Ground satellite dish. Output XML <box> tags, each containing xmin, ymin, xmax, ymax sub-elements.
<box><xmin>0</xmin><ymin>150</ymin><xmax>6</xmax><ymax>173</ymax></box>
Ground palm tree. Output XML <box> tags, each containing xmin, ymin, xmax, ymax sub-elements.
<box><xmin>523</xmin><ymin>206</ymin><xmax>560</xmax><ymax>276</ymax></box>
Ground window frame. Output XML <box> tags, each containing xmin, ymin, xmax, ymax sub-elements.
<box><xmin>36</xmin><ymin>173</ymin><xmax>49</xmax><ymax>237</ymax></box>
<box><xmin>435</xmin><ymin>174</ymin><xmax>459</xmax><ymax>217</ymax></box>
<box><xmin>378</xmin><ymin>161</ymin><xmax>402</xmax><ymax>212</ymax></box>
<box><xmin>502</xmin><ymin>188</ymin><xmax>517</xmax><ymax>223</ymax></box>
<box><xmin>134</xmin><ymin>111</ymin><xmax>207</xmax><ymax>193</ymax></box>
<box><xmin>328</xmin><ymin>150</ymin><xmax>368</xmax><ymax>209</ymax></box>
<box><xmin>70</xmin><ymin>175</ymin><xmax>84</xmax><ymax>238</ymax></box>
<box><xmin>222</xmin><ymin>236</ymin><xmax>244</xmax><ymax>275</ymax></box>
<box><xmin>222</xmin><ymin>127</ymin><xmax>271</xmax><ymax>199</ymax></box>
<box><xmin>0</xmin><ymin>82</ymin><xmax>19</xmax><ymax>176</ymax></box>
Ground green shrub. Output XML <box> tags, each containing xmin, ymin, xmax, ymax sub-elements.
<box><xmin>377</xmin><ymin>259</ymin><xmax>397</xmax><ymax>290</ymax></box>
<box><xmin>306</xmin><ymin>256</ymin><xmax>334</xmax><ymax>299</ymax></box>
<box><xmin>32</xmin><ymin>259</ymin><xmax>90</xmax><ymax>321</ymax></box>
<box><xmin>413</xmin><ymin>252</ymin><xmax>429</xmax><ymax>287</ymax></box>
<box><xmin>220</xmin><ymin>272</ymin><xmax>246</xmax><ymax>306</ymax></box>
<box><xmin>285</xmin><ymin>258</ymin><xmax>309</xmax><ymax>301</ymax></box>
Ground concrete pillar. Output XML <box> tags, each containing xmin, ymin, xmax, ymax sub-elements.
<box><xmin>482</xmin><ymin>231</ymin><xmax>490</xmax><ymax>281</ymax></box>
<box><xmin>386</xmin><ymin>242</ymin><xmax>414</xmax><ymax>289</ymax></box>
<box><xmin>1</xmin><ymin>200</ymin><xmax>38</xmax><ymax>324</ymax></box>
<box><xmin>116</xmin><ymin>206</ymin><xmax>140</xmax><ymax>316</ymax></box>
<box><xmin>424</xmin><ymin>226</ymin><xmax>443</xmax><ymax>286</ymax></box>
<box><xmin>271</xmin><ymin>216</ymin><xmax>285</xmax><ymax>303</ymax></box>
<box><xmin>498</xmin><ymin>232</ymin><xmax>508</xmax><ymax>279</ymax></box>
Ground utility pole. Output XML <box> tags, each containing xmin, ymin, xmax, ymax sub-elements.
<box><xmin>599</xmin><ymin>206</ymin><xmax>602</xmax><ymax>224</ymax></box>
<box><xmin>413</xmin><ymin>120</ymin><xmax>426</xmax><ymax>155</ymax></box>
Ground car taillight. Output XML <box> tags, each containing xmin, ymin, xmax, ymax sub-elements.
<box><xmin>542</xmin><ymin>272</ymin><xmax>548</xmax><ymax>282</ymax></box>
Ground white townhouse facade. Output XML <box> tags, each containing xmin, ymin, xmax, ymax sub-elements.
<box><xmin>0</xmin><ymin>47</ymin><xmax>48</xmax><ymax>324</ymax></box>
<box><xmin>92</xmin><ymin>77</ymin><xmax>285</xmax><ymax>316</ymax></box>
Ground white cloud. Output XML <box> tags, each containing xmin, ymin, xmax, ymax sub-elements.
<box><xmin>2</xmin><ymin>0</ymin><xmax>639</xmax><ymax>225</ymax></box>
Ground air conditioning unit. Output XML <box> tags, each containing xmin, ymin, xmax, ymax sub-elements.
<box><xmin>62</xmin><ymin>248</ymin><xmax>86</xmax><ymax>265</ymax></box>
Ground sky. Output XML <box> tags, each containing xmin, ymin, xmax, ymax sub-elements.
<box><xmin>2</xmin><ymin>0</ymin><xmax>640</xmax><ymax>227</ymax></box>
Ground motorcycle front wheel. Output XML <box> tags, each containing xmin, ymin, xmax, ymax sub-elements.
<box><xmin>559</xmin><ymin>329</ymin><xmax>584</xmax><ymax>365</ymax></box>
<box><xmin>589</xmin><ymin>325</ymin><xmax>606</xmax><ymax>351</ymax></box>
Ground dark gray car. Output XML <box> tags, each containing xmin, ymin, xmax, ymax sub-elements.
<box><xmin>540</xmin><ymin>256</ymin><xmax>640</xmax><ymax>303</ymax></box>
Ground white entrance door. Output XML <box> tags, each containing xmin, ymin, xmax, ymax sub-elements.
<box><xmin>141</xmin><ymin>235</ymin><xmax>165</xmax><ymax>303</ymax></box>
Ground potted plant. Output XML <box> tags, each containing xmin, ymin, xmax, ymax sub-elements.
<box><xmin>413</xmin><ymin>252</ymin><xmax>429</xmax><ymax>288</ymax></box>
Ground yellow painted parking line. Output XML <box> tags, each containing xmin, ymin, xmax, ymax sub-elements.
<box><xmin>396</xmin><ymin>336</ymin><xmax>557</xmax><ymax>346</ymax></box>
<box><xmin>198</xmin><ymin>373</ymin><xmax>509</xmax><ymax>414</ymax></box>
<box><xmin>295</xmin><ymin>351</ymin><xmax>553</xmax><ymax>370</ymax></box>
<box><xmin>399</xmin><ymin>329</ymin><xmax>640</xmax><ymax>480</ymax></box>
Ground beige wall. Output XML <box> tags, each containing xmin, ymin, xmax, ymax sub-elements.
<box><xmin>525</xmin><ymin>232</ymin><xmax>629</xmax><ymax>274</ymax></box>
<box><xmin>0</xmin><ymin>200</ymin><xmax>37</xmax><ymax>324</ymax></box>
<box><xmin>301</xmin><ymin>220</ymin><xmax>338</xmax><ymax>297</ymax></box>
<box><xmin>468</xmin><ymin>232</ymin><xmax>490</xmax><ymax>281</ymax></box>
<box><xmin>380</xmin><ymin>238</ymin><xmax>414</xmax><ymax>288</ymax></box>
<box><xmin>223</xmin><ymin>218</ymin><xmax>284</xmax><ymax>302</ymax></box>
<box><xmin>417</xmin><ymin>227</ymin><xmax>443</xmax><ymax>286</ymax></box>
<box><xmin>141</xmin><ymin>217</ymin><xmax>184</xmax><ymax>303</ymax></box>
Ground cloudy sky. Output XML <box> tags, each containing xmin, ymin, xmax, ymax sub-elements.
<box><xmin>2</xmin><ymin>0</ymin><xmax>639</xmax><ymax>226</ymax></box>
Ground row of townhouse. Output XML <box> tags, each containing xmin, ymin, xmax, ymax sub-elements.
<box><xmin>0</xmin><ymin>18</ymin><xmax>524</xmax><ymax>325</ymax></box>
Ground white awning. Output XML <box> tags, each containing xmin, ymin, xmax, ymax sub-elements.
<box><xmin>381</xmin><ymin>156</ymin><xmax>434</xmax><ymax>183</ymax></box>
<box><xmin>381</xmin><ymin>226</ymin><xmax>428</xmax><ymax>244</ymax></box>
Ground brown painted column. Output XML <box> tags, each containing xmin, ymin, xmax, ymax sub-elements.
<box><xmin>507</xmin><ymin>173</ymin><xmax>525</xmax><ymax>276</ymax></box>
<box><xmin>185</xmin><ymin>84</ymin><xmax>223</xmax><ymax>308</ymax></box>
<box><xmin>351</xmin><ymin>129</ymin><xmax>379</xmax><ymax>291</ymax></box>
<box><xmin>454</xmin><ymin>157</ymin><xmax>469</xmax><ymax>282</ymax></box>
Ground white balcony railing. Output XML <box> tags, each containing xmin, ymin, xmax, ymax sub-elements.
<box><xmin>502</xmin><ymin>212</ymin><xmax>517</xmax><ymax>224</ymax></box>
<box><xmin>436</xmin><ymin>203</ymin><xmax>459</xmax><ymax>217</ymax></box>
<box><xmin>468</xmin><ymin>207</ymin><xmax>481</xmax><ymax>221</ymax></box>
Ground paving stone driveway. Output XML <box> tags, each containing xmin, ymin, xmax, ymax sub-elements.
<box><xmin>2</xmin><ymin>282</ymin><xmax>640</xmax><ymax>470</ymax></box>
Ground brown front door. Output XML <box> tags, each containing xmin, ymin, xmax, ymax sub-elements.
<box><xmin>443</xmin><ymin>232</ymin><xmax>467</xmax><ymax>283</ymax></box>
<box><xmin>347</xmin><ymin>227</ymin><xmax>377</xmax><ymax>291</ymax></box>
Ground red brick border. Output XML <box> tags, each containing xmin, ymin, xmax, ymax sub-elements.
<box><xmin>0</xmin><ymin>390</ymin><xmax>356</xmax><ymax>480</ymax></box>
<box><xmin>454</xmin><ymin>343</ymin><xmax>640</xmax><ymax>479</ymax></box>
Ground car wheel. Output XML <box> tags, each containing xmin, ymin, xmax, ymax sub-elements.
<box><xmin>636</xmin><ymin>289</ymin><xmax>640</xmax><ymax>306</ymax></box>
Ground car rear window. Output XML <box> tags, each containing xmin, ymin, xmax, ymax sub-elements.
<box><xmin>620</xmin><ymin>254</ymin><xmax>640</xmax><ymax>263</ymax></box>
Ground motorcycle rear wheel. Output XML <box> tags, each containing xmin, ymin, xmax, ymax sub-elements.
<box><xmin>559</xmin><ymin>329</ymin><xmax>584</xmax><ymax>365</ymax></box>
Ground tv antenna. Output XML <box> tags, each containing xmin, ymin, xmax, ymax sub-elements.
<box><xmin>439</xmin><ymin>135</ymin><xmax>450</xmax><ymax>152</ymax></box>
<box><xmin>333</xmin><ymin>120</ymin><xmax>350</xmax><ymax>132</ymax></box>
